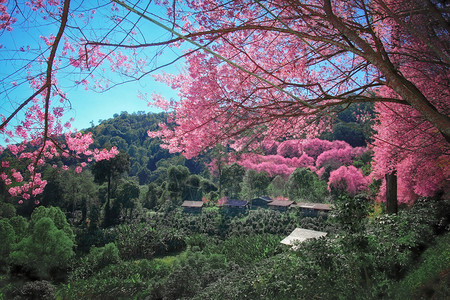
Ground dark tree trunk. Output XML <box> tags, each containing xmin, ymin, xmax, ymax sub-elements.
<box><xmin>385</xmin><ymin>170</ymin><xmax>398</xmax><ymax>214</ymax></box>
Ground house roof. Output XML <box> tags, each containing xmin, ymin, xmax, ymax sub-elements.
<box><xmin>268</xmin><ymin>200</ymin><xmax>294</xmax><ymax>207</ymax></box>
<box><xmin>251</xmin><ymin>196</ymin><xmax>273</xmax><ymax>203</ymax></box>
<box><xmin>280</xmin><ymin>228</ymin><xmax>328</xmax><ymax>248</ymax></box>
<box><xmin>223</xmin><ymin>199</ymin><xmax>248</xmax><ymax>207</ymax></box>
<box><xmin>181</xmin><ymin>201</ymin><xmax>204</xmax><ymax>208</ymax></box>
<box><xmin>296</xmin><ymin>202</ymin><xmax>333</xmax><ymax>211</ymax></box>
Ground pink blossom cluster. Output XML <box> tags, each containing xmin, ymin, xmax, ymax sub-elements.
<box><xmin>1</xmin><ymin>130</ymin><xmax>118</xmax><ymax>203</ymax></box>
<box><xmin>0</xmin><ymin>0</ymin><xmax>17</xmax><ymax>32</ymax></box>
<box><xmin>316</xmin><ymin>147</ymin><xmax>354</xmax><ymax>168</ymax></box>
<box><xmin>328</xmin><ymin>166</ymin><xmax>369</xmax><ymax>195</ymax></box>
<box><xmin>302</xmin><ymin>138</ymin><xmax>349</xmax><ymax>160</ymax></box>
<box><xmin>7</xmin><ymin>172</ymin><xmax>47</xmax><ymax>205</ymax></box>
<box><xmin>227</xmin><ymin>138</ymin><xmax>369</xmax><ymax>180</ymax></box>
<box><xmin>237</xmin><ymin>152</ymin><xmax>315</xmax><ymax>177</ymax></box>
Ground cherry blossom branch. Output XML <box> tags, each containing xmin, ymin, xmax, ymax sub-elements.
<box><xmin>0</xmin><ymin>85</ymin><xmax>47</xmax><ymax>131</ymax></box>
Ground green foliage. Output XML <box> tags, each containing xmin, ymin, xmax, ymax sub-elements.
<box><xmin>287</xmin><ymin>168</ymin><xmax>328</xmax><ymax>202</ymax></box>
<box><xmin>267</xmin><ymin>175</ymin><xmax>287</xmax><ymax>198</ymax></box>
<box><xmin>70</xmin><ymin>242</ymin><xmax>121</xmax><ymax>281</ymax></box>
<box><xmin>193</xmin><ymin>197</ymin><xmax>449</xmax><ymax>300</ymax></box>
<box><xmin>161</xmin><ymin>251</ymin><xmax>229</xmax><ymax>300</ymax></box>
<box><xmin>391</xmin><ymin>233</ymin><xmax>450</xmax><ymax>299</ymax></box>
<box><xmin>240</xmin><ymin>169</ymin><xmax>270</xmax><ymax>200</ymax></box>
<box><xmin>58</xmin><ymin>259</ymin><xmax>173</xmax><ymax>300</ymax></box>
<box><xmin>166</xmin><ymin>165</ymin><xmax>191</xmax><ymax>205</ymax></box>
<box><xmin>320</xmin><ymin>102</ymin><xmax>375</xmax><ymax>147</ymax></box>
<box><xmin>74</xmin><ymin>226</ymin><xmax>116</xmax><ymax>255</ymax></box>
<box><xmin>116</xmin><ymin>180</ymin><xmax>140</xmax><ymax>220</ymax></box>
<box><xmin>331</xmin><ymin>194</ymin><xmax>372</xmax><ymax>234</ymax></box>
<box><xmin>0</xmin><ymin>219</ymin><xmax>15</xmax><ymax>271</ymax></box>
<box><xmin>7</xmin><ymin>215</ymin><xmax>28</xmax><ymax>242</ymax></box>
<box><xmin>182</xmin><ymin>174</ymin><xmax>202</xmax><ymax>201</ymax></box>
<box><xmin>144</xmin><ymin>182</ymin><xmax>163</xmax><ymax>209</ymax></box>
<box><xmin>206</xmin><ymin>234</ymin><xmax>282</xmax><ymax>266</ymax></box>
<box><xmin>92</xmin><ymin>151</ymin><xmax>130</xmax><ymax>186</ymax></box>
<box><xmin>112</xmin><ymin>223</ymin><xmax>158</xmax><ymax>259</ymax></box>
<box><xmin>30</xmin><ymin>206</ymin><xmax>74</xmax><ymax>241</ymax></box>
<box><xmin>221</xmin><ymin>163</ymin><xmax>245</xmax><ymax>198</ymax></box>
<box><xmin>42</xmin><ymin>168</ymin><xmax>98</xmax><ymax>217</ymax></box>
<box><xmin>200</xmin><ymin>178</ymin><xmax>218</xmax><ymax>194</ymax></box>
<box><xmin>0</xmin><ymin>202</ymin><xmax>15</xmax><ymax>218</ymax></box>
<box><xmin>112</xmin><ymin>223</ymin><xmax>186</xmax><ymax>260</ymax></box>
<box><xmin>10</xmin><ymin>217</ymin><xmax>74</xmax><ymax>279</ymax></box>
<box><xmin>352</xmin><ymin>150</ymin><xmax>373</xmax><ymax>176</ymax></box>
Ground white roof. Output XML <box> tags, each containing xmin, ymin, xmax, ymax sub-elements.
<box><xmin>280</xmin><ymin>228</ymin><xmax>327</xmax><ymax>248</ymax></box>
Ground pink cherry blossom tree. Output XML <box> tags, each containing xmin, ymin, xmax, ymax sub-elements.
<box><xmin>328</xmin><ymin>165</ymin><xmax>369</xmax><ymax>196</ymax></box>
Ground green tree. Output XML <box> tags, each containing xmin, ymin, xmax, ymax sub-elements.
<box><xmin>116</xmin><ymin>180</ymin><xmax>140</xmax><ymax>220</ymax></box>
<box><xmin>92</xmin><ymin>152</ymin><xmax>130</xmax><ymax>227</ymax></box>
<box><xmin>0</xmin><ymin>219</ymin><xmax>15</xmax><ymax>272</ymax></box>
<box><xmin>287</xmin><ymin>168</ymin><xmax>328</xmax><ymax>202</ymax></box>
<box><xmin>10</xmin><ymin>217</ymin><xmax>74</xmax><ymax>279</ymax></box>
<box><xmin>92</xmin><ymin>151</ymin><xmax>130</xmax><ymax>206</ymax></box>
<box><xmin>240</xmin><ymin>169</ymin><xmax>270</xmax><ymax>200</ymax></box>
<box><xmin>8</xmin><ymin>215</ymin><xmax>28</xmax><ymax>242</ymax></box>
<box><xmin>267</xmin><ymin>175</ymin><xmax>287</xmax><ymax>198</ymax></box>
<box><xmin>0</xmin><ymin>201</ymin><xmax>16</xmax><ymax>218</ymax></box>
<box><xmin>167</xmin><ymin>165</ymin><xmax>191</xmax><ymax>203</ymax></box>
<box><xmin>31</xmin><ymin>206</ymin><xmax>75</xmax><ymax>242</ymax></box>
<box><xmin>221</xmin><ymin>163</ymin><xmax>245</xmax><ymax>198</ymax></box>
<box><xmin>144</xmin><ymin>182</ymin><xmax>163</xmax><ymax>210</ymax></box>
<box><xmin>182</xmin><ymin>175</ymin><xmax>203</xmax><ymax>201</ymax></box>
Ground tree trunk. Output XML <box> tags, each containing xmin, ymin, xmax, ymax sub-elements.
<box><xmin>385</xmin><ymin>170</ymin><xmax>398</xmax><ymax>214</ymax></box>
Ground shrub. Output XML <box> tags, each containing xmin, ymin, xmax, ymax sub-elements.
<box><xmin>206</xmin><ymin>234</ymin><xmax>282</xmax><ymax>266</ymax></box>
<box><xmin>59</xmin><ymin>259</ymin><xmax>173</xmax><ymax>299</ymax></box>
<box><xmin>161</xmin><ymin>251</ymin><xmax>228</xmax><ymax>300</ymax></box>
<box><xmin>10</xmin><ymin>217</ymin><xmax>74</xmax><ymax>279</ymax></box>
<box><xmin>71</xmin><ymin>243</ymin><xmax>121</xmax><ymax>280</ymax></box>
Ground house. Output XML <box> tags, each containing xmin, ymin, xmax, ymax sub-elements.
<box><xmin>250</xmin><ymin>196</ymin><xmax>273</xmax><ymax>209</ymax></box>
<box><xmin>181</xmin><ymin>201</ymin><xmax>204</xmax><ymax>213</ymax></box>
<box><xmin>295</xmin><ymin>202</ymin><xmax>333</xmax><ymax>217</ymax></box>
<box><xmin>267</xmin><ymin>200</ymin><xmax>294</xmax><ymax>211</ymax></box>
<box><xmin>220</xmin><ymin>198</ymin><xmax>249</xmax><ymax>214</ymax></box>
<box><xmin>280</xmin><ymin>228</ymin><xmax>328</xmax><ymax>249</ymax></box>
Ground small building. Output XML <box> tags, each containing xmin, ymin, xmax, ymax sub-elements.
<box><xmin>267</xmin><ymin>200</ymin><xmax>294</xmax><ymax>211</ymax></box>
<box><xmin>220</xmin><ymin>198</ymin><xmax>249</xmax><ymax>214</ymax></box>
<box><xmin>181</xmin><ymin>201</ymin><xmax>204</xmax><ymax>213</ymax></box>
<box><xmin>250</xmin><ymin>196</ymin><xmax>273</xmax><ymax>209</ymax></box>
<box><xmin>295</xmin><ymin>202</ymin><xmax>333</xmax><ymax>217</ymax></box>
<box><xmin>281</xmin><ymin>228</ymin><xmax>328</xmax><ymax>249</ymax></box>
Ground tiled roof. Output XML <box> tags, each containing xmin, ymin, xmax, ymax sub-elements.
<box><xmin>268</xmin><ymin>200</ymin><xmax>294</xmax><ymax>207</ymax></box>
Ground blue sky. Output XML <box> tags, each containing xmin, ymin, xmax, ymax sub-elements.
<box><xmin>60</xmin><ymin>71</ymin><xmax>178</xmax><ymax>131</ymax></box>
<box><xmin>0</xmin><ymin>0</ymin><xmax>185</xmax><ymax>140</ymax></box>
